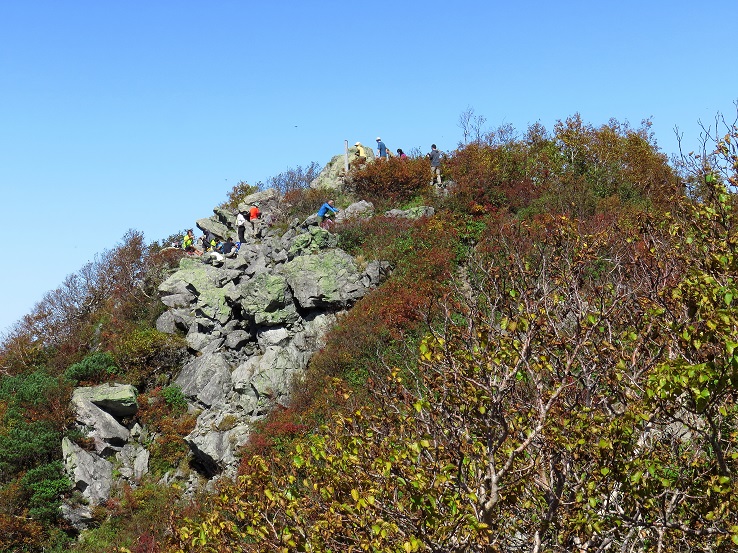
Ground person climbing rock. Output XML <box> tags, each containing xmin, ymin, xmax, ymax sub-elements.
<box><xmin>317</xmin><ymin>199</ymin><xmax>339</xmax><ymax>229</ymax></box>
<box><xmin>249</xmin><ymin>204</ymin><xmax>261</xmax><ymax>237</ymax></box>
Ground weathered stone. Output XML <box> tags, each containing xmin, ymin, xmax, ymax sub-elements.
<box><xmin>196</xmin><ymin>218</ymin><xmax>231</xmax><ymax>241</ymax></box>
<box><xmin>62</xmin><ymin>437</ymin><xmax>113</xmax><ymax>505</ymax></box>
<box><xmin>238</xmin><ymin>273</ymin><xmax>298</xmax><ymax>326</ymax></box>
<box><xmin>362</xmin><ymin>260</ymin><xmax>393</xmax><ymax>288</ymax></box>
<box><xmin>282</xmin><ymin>250</ymin><xmax>367</xmax><ymax>308</ymax></box>
<box><xmin>384</xmin><ymin>206</ymin><xmax>435</xmax><ymax>219</ymax></box>
<box><xmin>185</xmin><ymin>405</ymin><xmax>251</xmax><ymax>475</ymax></box>
<box><xmin>256</xmin><ymin>326</ymin><xmax>291</xmax><ymax>348</ymax></box>
<box><xmin>175</xmin><ymin>352</ymin><xmax>232</xmax><ymax>408</ymax></box>
<box><xmin>336</xmin><ymin>200</ymin><xmax>374</xmax><ymax>222</ymax></box>
<box><xmin>116</xmin><ymin>443</ymin><xmax>150</xmax><ymax>483</ymax></box>
<box><xmin>289</xmin><ymin>226</ymin><xmax>339</xmax><ymax>258</ymax></box>
<box><xmin>156</xmin><ymin>310</ymin><xmax>178</xmax><ymax>334</ymax></box>
<box><xmin>224</xmin><ymin>330</ymin><xmax>251</xmax><ymax>350</ymax></box>
<box><xmin>73</xmin><ymin>383</ymin><xmax>138</xmax><ymax>417</ymax></box>
<box><xmin>185</xmin><ymin>332</ymin><xmax>223</xmax><ymax>353</ymax></box>
<box><xmin>71</xmin><ymin>396</ymin><xmax>129</xmax><ymax>455</ymax></box>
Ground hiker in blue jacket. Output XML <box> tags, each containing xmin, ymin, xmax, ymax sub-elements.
<box><xmin>317</xmin><ymin>200</ymin><xmax>339</xmax><ymax>228</ymax></box>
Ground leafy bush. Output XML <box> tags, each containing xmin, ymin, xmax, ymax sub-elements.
<box><xmin>346</xmin><ymin>156</ymin><xmax>431</xmax><ymax>210</ymax></box>
<box><xmin>110</xmin><ymin>328</ymin><xmax>187</xmax><ymax>389</ymax></box>
<box><xmin>218</xmin><ymin>180</ymin><xmax>259</xmax><ymax>211</ymax></box>
<box><xmin>64</xmin><ymin>351</ymin><xmax>119</xmax><ymax>384</ymax></box>
<box><xmin>161</xmin><ymin>385</ymin><xmax>187</xmax><ymax>412</ymax></box>
<box><xmin>18</xmin><ymin>461</ymin><xmax>71</xmax><ymax>523</ymax></box>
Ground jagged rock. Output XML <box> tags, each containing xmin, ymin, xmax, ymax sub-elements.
<box><xmin>384</xmin><ymin>206</ymin><xmax>435</xmax><ymax>219</ymax></box>
<box><xmin>116</xmin><ymin>443</ymin><xmax>149</xmax><ymax>483</ymax></box>
<box><xmin>288</xmin><ymin>226</ymin><xmax>339</xmax><ymax>258</ymax></box>
<box><xmin>310</xmin><ymin>147</ymin><xmax>374</xmax><ymax>190</ymax></box>
<box><xmin>196</xmin><ymin>218</ymin><xmax>231</xmax><ymax>241</ymax></box>
<box><xmin>362</xmin><ymin>260</ymin><xmax>393</xmax><ymax>288</ymax></box>
<box><xmin>232</xmin><ymin>345</ymin><xmax>305</xmax><ymax>407</ymax></box>
<box><xmin>60</xmin><ymin>503</ymin><xmax>95</xmax><ymax>531</ymax></box>
<box><xmin>156</xmin><ymin>310</ymin><xmax>179</xmax><ymax>334</ymax></box>
<box><xmin>175</xmin><ymin>352</ymin><xmax>232</xmax><ymax>408</ymax></box>
<box><xmin>185</xmin><ymin>405</ymin><xmax>252</xmax><ymax>475</ymax></box>
<box><xmin>73</xmin><ymin>383</ymin><xmax>138</xmax><ymax>417</ymax></box>
<box><xmin>282</xmin><ymin>250</ymin><xmax>367</xmax><ymax>309</ymax></box>
<box><xmin>238</xmin><ymin>273</ymin><xmax>298</xmax><ymax>326</ymax></box>
<box><xmin>62</xmin><ymin>437</ymin><xmax>113</xmax><ymax>505</ymax></box>
<box><xmin>337</xmin><ymin>200</ymin><xmax>375</xmax><ymax>222</ymax></box>
<box><xmin>256</xmin><ymin>326</ymin><xmax>291</xmax><ymax>348</ymax></box>
<box><xmin>71</xmin><ymin>396</ymin><xmax>129</xmax><ymax>455</ymax></box>
<box><xmin>224</xmin><ymin>329</ymin><xmax>251</xmax><ymax>350</ymax></box>
<box><xmin>185</xmin><ymin>332</ymin><xmax>223</xmax><ymax>353</ymax></box>
<box><xmin>168</xmin><ymin>307</ymin><xmax>197</xmax><ymax>331</ymax></box>
<box><xmin>237</xmin><ymin>188</ymin><xmax>280</xmax><ymax>215</ymax></box>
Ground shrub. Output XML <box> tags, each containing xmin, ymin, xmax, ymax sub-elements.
<box><xmin>64</xmin><ymin>351</ymin><xmax>119</xmax><ymax>384</ymax></box>
<box><xmin>263</xmin><ymin>162</ymin><xmax>322</xmax><ymax>196</ymax></box>
<box><xmin>18</xmin><ymin>461</ymin><xmax>71</xmax><ymax>524</ymax></box>
<box><xmin>346</xmin><ymin>156</ymin><xmax>431</xmax><ymax>210</ymax></box>
<box><xmin>218</xmin><ymin>180</ymin><xmax>259</xmax><ymax>211</ymax></box>
<box><xmin>161</xmin><ymin>385</ymin><xmax>187</xmax><ymax>412</ymax></box>
<box><xmin>110</xmin><ymin>328</ymin><xmax>187</xmax><ymax>389</ymax></box>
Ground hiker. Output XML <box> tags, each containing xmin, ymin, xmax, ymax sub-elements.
<box><xmin>317</xmin><ymin>199</ymin><xmax>339</xmax><ymax>229</ymax></box>
<box><xmin>396</xmin><ymin>148</ymin><xmax>407</xmax><ymax>159</ymax></box>
<box><xmin>235</xmin><ymin>210</ymin><xmax>247</xmax><ymax>243</ymax></box>
<box><xmin>182</xmin><ymin>229</ymin><xmax>199</xmax><ymax>254</ymax></box>
<box><xmin>204</xmin><ymin>230</ymin><xmax>218</xmax><ymax>252</ymax></box>
<box><xmin>222</xmin><ymin>236</ymin><xmax>238</xmax><ymax>257</ymax></box>
<box><xmin>249</xmin><ymin>204</ymin><xmax>261</xmax><ymax>237</ymax></box>
<box><xmin>427</xmin><ymin>144</ymin><xmax>443</xmax><ymax>185</ymax></box>
<box><xmin>352</xmin><ymin>142</ymin><xmax>367</xmax><ymax>169</ymax></box>
<box><xmin>376</xmin><ymin>137</ymin><xmax>388</xmax><ymax>159</ymax></box>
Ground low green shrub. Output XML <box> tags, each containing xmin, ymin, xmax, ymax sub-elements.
<box><xmin>64</xmin><ymin>351</ymin><xmax>119</xmax><ymax>384</ymax></box>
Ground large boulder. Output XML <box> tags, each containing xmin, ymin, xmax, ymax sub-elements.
<box><xmin>72</xmin><ymin>383</ymin><xmax>138</xmax><ymax>417</ymax></box>
<box><xmin>310</xmin><ymin>147</ymin><xmax>375</xmax><ymax>191</ymax></box>
<box><xmin>184</xmin><ymin>405</ymin><xmax>252</xmax><ymax>476</ymax></box>
<box><xmin>62</xmin><ymin>437</ymin><xmax>113</xmax><ymax>505</ymax></box>
<box><xmin>281</xmin><ymin>250</ymin><xmax>367</xmax><ymax>309</ymax></box>
<box><xmin>175</xmin><ymin>352</ymin><xmax>233</xmax><ymax>408</ymax></box>
<box><xmin>70</xmin><ymin>396</ymin><xmax>130</xmax><ymax>455</ymax></box>
<box><xmin>336</xmin><ymin>200</ymin><xmax>374</xmax><ymax>223</ymax></box>
<box><xmin>288</xmin><ymin>226</ymin><xmax>339</xmax><ymax>258</ymax></box>
<box><xmin>237</xmin><ymin>273</ymin><xmax>298</xmax><ymax>326</ymax></box>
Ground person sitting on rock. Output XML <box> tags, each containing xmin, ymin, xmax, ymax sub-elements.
<box><xmin>317</xmin><ymin>199</ymin><xmax>339</xmax><ymax>229</ymax></box>
<box><xmin>204</xmin><ymin>231</ymin><xmax>218</xmax><ymax>252</ymax></box>
<box><xmin>182</xmin><ymin>229</ymin><xmax>202</xmax><ymax>255</ymax></box>
<box><xmin>222</xmin><ymin>237</ymin><xmax>238</xmax><ymax>258</ymax></box>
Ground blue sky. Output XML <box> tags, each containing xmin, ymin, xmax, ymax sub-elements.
<box><xmin>1</xmin><ymin>0</ymin><xmax>736</xmax><ymax>335</ymax></box>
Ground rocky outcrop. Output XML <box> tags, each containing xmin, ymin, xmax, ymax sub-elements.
<box><xmin>61</xmin><ymin>184</ymin><xmax>403</xmax><ymax>529</ymax></box>
<box><xmin>154</xmin><ymin>197</ymin><xmax>392</xmax><ymax>478</ymax></box>
<box><xmin>310</xmin><ymin>146</ymin><xmax>375</xmax><ymax>191</ymax></box>
<box><xmin>62</xmin><ymin>383</ymin><xmax>149</xmax><ymax>528</ymax></box>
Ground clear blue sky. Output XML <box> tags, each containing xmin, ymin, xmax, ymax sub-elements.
<box><xmin>1</xmin><ymin>0</ymin><xmax>736</xmax><ymax>335</ymax></box>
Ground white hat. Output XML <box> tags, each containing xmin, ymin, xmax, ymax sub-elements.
<box><xmin>376</xmin><ymin>137</ymin><xmax>381</xmax><ymax>141</ymax></box>
<box><xmin>355</xmin><ymin>142</ymin><xmax>360</xmax><ymax>146</ymax></box>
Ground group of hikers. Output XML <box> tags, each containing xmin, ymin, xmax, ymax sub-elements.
<box><xmin>353</xmin><ymin>139</ymin><xmax>444</xmax><ymax>186</ymax></box>
<box><xmin>180</xmin><ymin>140</ymin><xmax>443</xmax><ymax>255</ymax></box>
<box><xmin>180</xmin><ymin>199</ymin><xmax>342</xmax><ymax>255</ymax></box>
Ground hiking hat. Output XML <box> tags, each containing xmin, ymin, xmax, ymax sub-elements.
<box><xmin>355</xmin><ymin>142</ymin><xmax>360</xmax><ymax>146</ymax></box>
<box><xmin>376</xmin><ymin>137</ymin><xmax>381</xmax><ymax>141</ymax></box>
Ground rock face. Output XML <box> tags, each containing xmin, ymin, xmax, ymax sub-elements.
<box><xmin>62</xmin><ymin>383</ymin><xmax>146</xmax><ymax>528</ymax></box>
<box><xmin>155</xmin><ymin>195</ymin><xmax>391</xmax><ymax>478</ymax></box>
<box><xmin>61</xmin><ymin>186</ymin><xmax>399</xmax><ymax>529</ymax></box>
